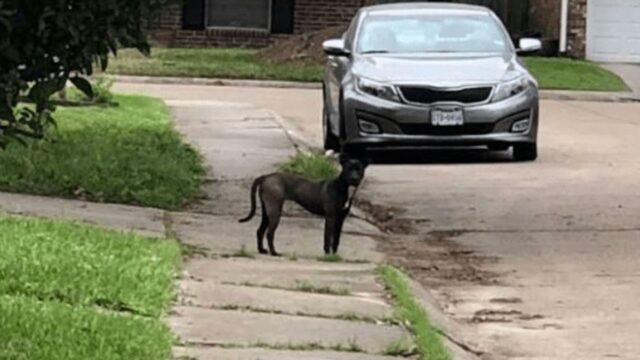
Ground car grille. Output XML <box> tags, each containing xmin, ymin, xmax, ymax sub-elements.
<box><xmin>398</xmin><ymin>123</ymin><xmax>495</xmax><ymax>136</ymax></box>
<box><xmin>399</xmin><ymin>86</ymin><xmax>493</xmax><ymax>105</ymax></box>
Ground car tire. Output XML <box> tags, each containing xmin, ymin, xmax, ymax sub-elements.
<box><xmin>323</xmin><ymin>105</ymin><xmax>340</xmax><ymax>152</ymax></box>
<box><xmin>513</xmin><ymin>143</ymin><xmax>538</xmax><ymax>161</ymax></box>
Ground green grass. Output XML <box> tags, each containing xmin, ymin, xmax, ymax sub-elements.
<box><xmin>378</xmin><ymin>265</ymin><xmax>450</xmax><ymax>360</ymax></box>
<box><xmin>0</xmin><ymin>95</ymin><xmax>205</xmax><ymax>209</ymax></box>
<box><xmin>278</xmin><ymin>152</ymin><xmax>339</xmax><ymax>181</ymax></box>
<box><xmin>293</xmin><ymin>281</ymin><xmax>351</xmax><ymax>296</ymax></box>
<box><xmin>0</xmin><ymin>295</ymin><xmax>173</xmax><ymax>360</ymax></box>
<box><xmin>0</xmin><ymin>216</ymin><xmax>182</xmax><ymax>316</ymax></box>
<box><xmin>107</xmin><ymin>48</ymin><xmax>323</xmax><ymax>82</ymax></box>
<box><xmin>225</xmin><ymin>281</ymin><xmax>351</xmax><ymax>296</ymax></box>
<box><xmin>0</xmin><ymin>216</ymin><xmax>181</xmax><ymax>360</ymax></box>
<box><xmin>107</xmin><ymin>48</ymin><xmax>628</xmax><ymax>91</ymax></box>
<box><xmin>524</xmin><ymin>57</ymin><xmax>628</xmax><ymax>92</ymax></box>
<box><xmin>222</xmin><ymin>245</ymin><xmax>255</xmax><ymax>259</ymax></box>
<box><xmin>214</xmin><ymin>304</ymin><xmax>387</xmax><ymax>324</ymax></box>
<box><xmin>317</xmin><ymin>254</ymin><xmax>344</xmax><ymax>263</ymax></box>
<box><xmin>212</xmin><ymin>340</ymin><xmax>365</xmax><ymax>353</ymax></box>
<box><xmin>383</xmin><ymin>339</ymin><xmax>418</xmax><ymax>357</ymax></box>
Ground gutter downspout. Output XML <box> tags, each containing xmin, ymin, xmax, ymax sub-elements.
<box><xmin>559</xmin><ymin>0</ymin><xmax>569</xmax><ymax>53</ymax></box>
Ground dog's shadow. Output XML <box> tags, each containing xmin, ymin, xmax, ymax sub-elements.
<box><xmin>365</xmin><ymin>148</ymin><xmax>514</xmax><ymax>165</ymax></box>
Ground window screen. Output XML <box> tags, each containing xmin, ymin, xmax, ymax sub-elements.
<box><xmin>207</xmin><ymin>0</ymin><xmax>271</xmax><ymax>29</ymax></box>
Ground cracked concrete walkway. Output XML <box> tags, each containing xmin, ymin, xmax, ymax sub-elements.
<box><xmin>167</xmin><ymin>99</ymin><xmax>411</xmax><ymax>359</ymax></box>
<box><xmin>0</xmin><ymin>98</ymin><xmax>414</xmax><ymax>359</ymax></box>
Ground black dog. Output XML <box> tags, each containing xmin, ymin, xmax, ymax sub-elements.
<box><xmin>239</xmin><ymin>156</ymin><xmax>368</xmax><ymax>256</ymax></box>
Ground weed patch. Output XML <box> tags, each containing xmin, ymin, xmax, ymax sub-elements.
<box><xmin>378</xmin><ymin>265</ymin><xmax>450</xmax><ymax>360</ymax></box>
<box><xmin>278</xmin><ymin>152</ymin><xmax>339</xmax><ymax>181</ymax></box>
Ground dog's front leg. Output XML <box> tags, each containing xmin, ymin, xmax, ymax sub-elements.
<box><xmin>331</xmin><ymin>215</ymin><xmax>346</xmax><ymax>254</ymax></box>
<box><xmin>324</xmin><ymin>217</ymin><xmax>336</xmax><ymax>254</ymax></box>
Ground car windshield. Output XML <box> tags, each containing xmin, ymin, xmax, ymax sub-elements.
<box><xmin>357</xmin><ymin>12</ymin><xmax>510</xmax><ymax>54</ymax></box>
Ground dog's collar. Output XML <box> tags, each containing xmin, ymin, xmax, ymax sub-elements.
<box><xmin>344</xmin><ymin>185</ymin><xmax>360</xmax><ymax>211</ymax></box>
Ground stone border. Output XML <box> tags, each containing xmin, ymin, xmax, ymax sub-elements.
<box><xmin>539</xmin><ymin>89</ymin><xmax>639</xmax><ymax>103</ymax></box>
<box><xmin>406</xmin><ymin>277</ymin><xmax>483</xmax><ymax>360</ymax></box>
<box><xmin>112</xmin><ymin>75</ymin><xmax>639</xmax><ymax>103</ymax></box>
<box><xmin>110</xmin><ymin>75</ymin><xmax>322</xmax><ymax>90</ymax></box>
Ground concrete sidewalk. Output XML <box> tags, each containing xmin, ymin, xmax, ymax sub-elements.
<box><xmin>167</xmin><ymin>99</ymin><xmax>413</xmax><ymax>359</ymax></box>
<box><xmin>603</xmin><ymin>63</ymin><xmax>640</xmax><ymax>94</ymax></box>
<box><xmin>0</xmin><ymin>99</ymin><xmax>421</xmax><ymax>359</ymax></box>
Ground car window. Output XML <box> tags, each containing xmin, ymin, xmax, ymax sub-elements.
<box><xmin>357</xmin><ymin>13</ymin><xmax>509</xmax><ymax>54</ymax></box>
<box><xmin>344</xmin><ymin>11</ymin><xmax>361</xmax><ymax>50</ymax></box>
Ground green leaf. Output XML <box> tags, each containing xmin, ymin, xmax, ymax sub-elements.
<box><xmin>70</xmin><ymin>76</ymin><xmax>94</xmax><ymax>99</ymax></box>
<box><xmin>98</xmin><ymin>54</ymin><xmax>109</xmax><ymax>72</ymax></box>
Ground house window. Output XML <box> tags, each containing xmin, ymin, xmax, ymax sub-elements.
<box><xmin>206</xmin><ymin>0</ymin><xmax>271</xmax><ymax>30</ymax></box>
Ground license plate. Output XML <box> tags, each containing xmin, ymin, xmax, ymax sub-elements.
<box><xmin>431</xmin><ymin>108</ymin><xmax>464</xmax><ymax>126</ymax></box>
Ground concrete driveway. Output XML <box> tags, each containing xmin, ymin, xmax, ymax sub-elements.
<box><xmin>116</xmin><ymin>82</ymin><xmax>640</xmax><ymax>360</ymax></box>
<box><xmin>604</xmin><ymin>64</ymin><xmax>640</xmax><ymax>95</ymax></box>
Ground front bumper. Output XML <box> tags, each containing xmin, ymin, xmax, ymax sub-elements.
<box><xmin>341</xmin><ymin>83</ymin><xmax>539</xmax><ymax>151</ymax></box>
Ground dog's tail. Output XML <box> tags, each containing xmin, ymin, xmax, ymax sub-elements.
<box><xmin>238</xmin><ymin>176</ymin><xmax>267</xmax><ymax>223</ymax></box>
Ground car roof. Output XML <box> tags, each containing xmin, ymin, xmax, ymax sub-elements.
<box><xmin>362</xmin><ymin>2</ymin><xmax>491</xmax><ymax>16</ymax></box>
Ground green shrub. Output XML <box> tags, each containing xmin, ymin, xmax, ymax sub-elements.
<box><xmin>278</xmin><ymin>152</ymin><xmax>339</xmax><ymax>181</ymax></box>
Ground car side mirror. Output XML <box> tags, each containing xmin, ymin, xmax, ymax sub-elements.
<box><xmin>323</xmin><ymin>39</ymin><xmax>351</xmax><ymax>57</ymax></box>
<box><xmin>517</xmin><ymin>38</ymin><xmax>542</xmax><ymax>53</ymax></box>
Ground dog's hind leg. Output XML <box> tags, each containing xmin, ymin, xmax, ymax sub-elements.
<box><xmin>331</xmin><ymin>216</ymin><xmax>346</xmax><ymax>254</ymax></box>
<box><xmin>257</xmin><ymin>199</ymin><xmax>269</xmax><ymax>254</ymax></box>
<box><xmin>265</xmin><ymin>202</ymin><xmax>283</xmax><ymax>257</ymax></box>
<box><xmin>324</xmin><ymin>217</ymin><xmax>336</xmax><ymax>254</ymax></box>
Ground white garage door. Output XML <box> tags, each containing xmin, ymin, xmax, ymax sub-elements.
<box><xmin>587</xmin><ymin>0</ymin><xmax>640</xmax><ymax>63</ymax></box>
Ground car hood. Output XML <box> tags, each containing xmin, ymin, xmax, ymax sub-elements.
<box><xmin>352</xmin><ymin>53</ymin><xmax>523</xmax><ymax>86</ymax></box>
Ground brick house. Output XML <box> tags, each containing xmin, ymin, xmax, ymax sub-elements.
<box><xmin>529</xmin><ymin>0</ymin><xmax>639</xmax><ymax>63</ymax></box>
<box><xmin>565</xmin><ymin>0</ymin><xmax>639</xmax><ymax>63</ymax></box>
<box><xmin>151</xmin><ymin>0</ymin><xmax>371</xmax><ymax>48</ymax></box>
<box><xmin>151</xmin><ymin>0</ymin><xmax>640</xmax><ymax>63</ymax></box>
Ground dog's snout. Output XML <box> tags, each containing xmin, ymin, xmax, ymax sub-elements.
<box><xmin>347</xmin><ymin>173</ymin><xmax>363</xmax><ymax>186</ymax></box>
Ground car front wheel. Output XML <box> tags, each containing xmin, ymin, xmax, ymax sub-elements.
<box><xmin>513</xmin><ymin>143</ymin><xmax>538</xmax><ymax>161</ymax></box>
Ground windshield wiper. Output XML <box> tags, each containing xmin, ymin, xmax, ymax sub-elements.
<box><xmin>361</xmin><ymin>50</ymin><xmax>390</xmax><ymax>54</ymax></box>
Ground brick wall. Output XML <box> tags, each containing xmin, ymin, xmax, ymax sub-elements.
<box><xmin>567</xmin><ymin>0</ymin><xmax>587</xmax><ymax>58</ymax></box>
<box><xmin>524</xmin><ymin>0</ymin><xmax>587</xmax><ymax>58</ymax></box>
<box><xmin>529</xmin><ymin>0</ymin><xmax>560</xmax><ymax>38</ymax></box>
<box><xmin>293</xmin><ymin>0</ymin><xmax>363</xmax><ymax>34</ymax></box>
<box><xmin>149</xmin><ymin>0</ymin><xmax>589</xmax><ymax>57</ymax></box>
<box><xmin>149</xmin><ymin>0</ymin><xmax>364</xmax><ymax>48</ymax></box>
<box><xmin>149</xmin><ymin>4</ymin><xmax>182</xmax><ymax>45</ymax></box>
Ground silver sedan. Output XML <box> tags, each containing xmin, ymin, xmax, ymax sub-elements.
<box><xmin>322</xmin><ymin>3</ymin><xmax>542</xmax><ymax>161</ymax></box>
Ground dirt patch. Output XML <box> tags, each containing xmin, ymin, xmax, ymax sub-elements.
<box><xmin>261</xmin><ymin>26</ymin><xmax>346</xmax><ymax>64</ymax></box>
<box><xmin>471</xmin><ymin>309</ymin><xmax>523</xmax><ymax>323</ymax></box>
<box><xmin>471</xmin><ymin>309</ymin><xmax>544</xmax><ymax>323</ymax></box>
<box><xmin>355</xmin><ymin>198</ymin><xmax>416</xmax><ymax>235</ymax></box>
<box><xmin>373</xmin><ymin>226</ymin><xmax>500</xmax><ymax>287</ymax></box>
<box><xmin>354</xmin><ymin>197</ymin><xmax>500</xmax><ymax>287</ymax></box>
<box><xmin>490</xmin><ymin>297</ymin><xmax>523</xmax><ymax>304</ymax></box>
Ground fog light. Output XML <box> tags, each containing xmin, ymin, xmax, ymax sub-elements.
<box><xmin>511</xmin><ymin>118</ymin><xmax>530</xmax><ymax>133</ymax></box>
<box><xmin>359</xmin><ymin>119</ymin><xmax>381</xmax><ymax>134</ymax></box>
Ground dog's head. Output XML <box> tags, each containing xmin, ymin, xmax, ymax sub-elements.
<box><xmin>339</xmin><ymin>155</ymin><xmax>370</xmax><ymax>186</ymax></box>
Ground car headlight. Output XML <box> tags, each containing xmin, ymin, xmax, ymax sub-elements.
<box><xmin>356</xmin><ymin>77</ymin><xmax>400</xmax><ymax>102</ymax></box>
<box><xmin>492</xmin><ymin>76</ymin><xmax>530</xmax><ymax>102</ymax></box>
